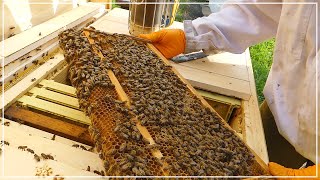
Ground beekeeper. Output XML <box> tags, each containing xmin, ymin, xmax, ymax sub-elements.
<box><xmin>140</xmin><ymin>0</ymin><xmax>319</xmax><ymax>177</ymax></box>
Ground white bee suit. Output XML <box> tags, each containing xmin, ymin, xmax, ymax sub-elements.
<box><xmin>184</xmin><ymin>0</ymin><xmax>319</xmax><ymax>163</ymax></box>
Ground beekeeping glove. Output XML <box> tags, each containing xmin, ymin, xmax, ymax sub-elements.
<box><xmin>139</xmin><ymin>29</ymin><xmax>186</xmax><ymax>59</ymax></box>
<box><xmin>268</xmin><ymin>162</ymin><xmax>318</xmax><ymax>179</ymax></box>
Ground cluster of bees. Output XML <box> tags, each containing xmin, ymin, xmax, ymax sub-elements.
<box><xmin>59</xmin><ymin>29</ymin><xmax>162</xmax><ymax>176</ymax></box>
<box><xmin>59</xmin><ymin>28</ymin><xmax>258</xmax><ymax>176</ymax></box>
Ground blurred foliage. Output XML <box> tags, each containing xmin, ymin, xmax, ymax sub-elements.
<box><xmin>249</xmin><ymin>39</ymin><xmax>275</xmax><ymax>104</ymax></box>
<box><xmin>112</xmin><ymin>0</ymin><xmax>121</xmax><ymax>9</ymax></box>
<box><xmin>175</xmin><ymin>0</ymin><xmax>207</xmax><ymax>22</ymax></box>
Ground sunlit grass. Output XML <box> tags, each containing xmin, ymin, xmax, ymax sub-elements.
<box><xmin>249</xmin><ymin>39</ymin><xmax>275</xmax><ymax>104</ymax></box>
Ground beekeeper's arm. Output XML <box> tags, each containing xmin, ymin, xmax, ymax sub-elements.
<box><xmin>140</xmin><ymin>1</ymin><xmax>280</xmax><ymax>58</ymax></box>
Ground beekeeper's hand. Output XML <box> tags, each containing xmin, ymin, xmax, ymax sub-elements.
<box><xmin>268</xmin><ymin>162</ymin><xmax>318</xmax><ymax>179</ymax></box>
<box><xmin>139</xmin><ymin>29</ymin><xmax>186</xmax><ymax>59</ymax></box>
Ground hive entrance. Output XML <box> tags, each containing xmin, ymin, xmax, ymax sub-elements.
<box><xmin>58</xmin><ymin>28</ymin><xmax>266</xmax><ymax>176</ymax></box>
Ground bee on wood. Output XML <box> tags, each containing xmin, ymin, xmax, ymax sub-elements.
<box><xmin>3</xmin><ymin>121</ymin><xmax>10</xmax><ymax>126</ymax></box>
<box><xmin>26</xmin><ymin>148</ymin><xmax>34</xmax><ymax>154</ymax></box>
<box><xmin>51</xmin><ymin>134</ymin><xmax>56</xmax><ymax>141</ymax></box>
<box><xmin>50</xmin><ymin>57</ymin><xmax>54</xmax><ymax>59</ymax></box>
<box><xmin>27</xmin><ymin>56</ymin><xmax>32</xmax><ymax>58</ymax></box>
<box><xmin>8</xmin><ymin>33</ymin><xmax>15</xmax><ymax>38</ymax></box>
<box><xmin>47</xmin><ymin>154</ymin><xmax>54</xmax><ymax>160</ymax></box>
<box><xmin>18</xmin><ymin>146</ymin><xmax>27</xmax><ymax>151</ymax></box>
<box><xmin>93</xmin><ymin>170</ymin><xmax>101</xmax><ymax>175</ymax></box>
<box><xmin>9</xmin><ymin>26</ymin><xmax>15</xmax><ymax>30</ymax></box>
<box><xmin>86</xmin><ymin>166</ymin><xmax>90</xmax><ymax>171</ymax></box>
<box><xmin>100</xmin><ymin>170</ymin><xmax>105</xmax><ymax>176</ymax></box>
<box><xmin>79</xmin><ymin>145</ymin><xmax>87</xmax><ymax>151</ymax></box>
<box><xmin>41</xmin><ymin>153</ymin><xmax>48</xmax><ymax>159</ymax></box>
<box><xmin>35</xmin><ymin>47</ymin><xmax>41</xmax><ymax>51</ymax></box>
<box><xmin>39</xmin><ymin>32</ymin><xmax>41</xmax><ymax>36</ymax></box>
<box><xmin>72</xmin><ymin>144</ymin><xmax>79</xmax><ymax>148</ymax></box>
<box><xmin>31</xmin><ymin>78</ymin><xmax>36</xmax><ymax>82</ymax></box>
<box><xmin>1</xmin><ymin>141</ymin><xmax>9</xmax><ymax>146</ymax></box>
<box><xmin>32</xmin><ymin>60</ymin><xmax>38</xmax><ymax>65</ymax></box>
<box><xmin>34</xmin><ymin>154</ymin><xmax>40</xmax><ymax>162</ymax></box>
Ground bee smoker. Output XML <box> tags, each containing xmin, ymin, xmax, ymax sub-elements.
<box><xmin>128</xmin><ymin>0</ymin><xmax>179</xmax><ymax>36</ymax></box>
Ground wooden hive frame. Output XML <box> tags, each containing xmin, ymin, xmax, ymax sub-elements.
<box><xmin>81</xmin><ymin>28</ymin><xmax>269</xmax><ymax>176</ymax></box>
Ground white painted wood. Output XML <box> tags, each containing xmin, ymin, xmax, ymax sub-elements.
<box><xmin>2</xmin><ymin>119</ymin><xmax>91</xmax><ymax>149</ymax></box>
<box><xmin>2</xmin><ymin>40</ymin><xmax>59</xmax><ymax>83</ymax></box>
<box><xmin>242</xmin><ymin>49</ymin><xmax>269</xmax><ymax>163</ymax></box>
<box><xmin>29</xmin><ymin>87</ymin><xmax>80</xmax><ymax>109</ymax></box>
<box><xmin>39</xmin><ymin>79</ymin><xmax>76</xmax><ymax>97</ymax></box>
<box><xmin>0</xmin><ymin>0</ymin><xmax>76</xmax><ymax>41</ymax></box>
<box><xmin>1</xmin><ymin>52</ymin><xmax>65</xmax><ymax>110</ymax></box>
<box><xmin>2</xmin><ymin>15</ymin><xmax>97</xmax><ymax>86</ymax></box>
<box><xmin>0</xmin><ymin>4</ymin><xmax>101</xmax><ymax>66</ymax></box>
<box><xmin>171</xmin><ymin>63</ymin><xmax>251</xmax><ymax>100</ymax></box>
<box><xmin>18</xmin><ymin>95</ymin><xmax>90</xmax><ymax>125</ymax></box>
<box><xmin>176</xmin><ymin>53</ymin><xmax>249</xmax><ymax>81</ymax></box>
<box><xmin>1</xmin><ymin>146</ymin><xmax>99</xmax><ymax>177</ymax></box>
<box><xmin>1</xmin><ymin>119</ymin><xmax>104</xmax><ymax>173</ymax></box>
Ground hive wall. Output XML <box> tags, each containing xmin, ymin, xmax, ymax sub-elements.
<box><xmin>58</xmin><ymin>28</ymin><xmax>265</xmax><ymax>176</ymax></box>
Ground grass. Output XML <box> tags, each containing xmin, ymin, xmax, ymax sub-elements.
<box><xmin>249</xmin><ymin>39</ymin><xmax>275</xmax><ymax>104</ymax></box>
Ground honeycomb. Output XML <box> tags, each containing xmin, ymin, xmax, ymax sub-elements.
<box><xmin>58</xmin><ymin>28</ymin><xmax>266</xmax><ymax>176</ymax></box>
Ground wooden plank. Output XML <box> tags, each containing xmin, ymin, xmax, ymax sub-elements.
<box><xmin>17</xmin><ymin>95</ymin><xmax>90</xmax><ymax>125</ymax></box>
<box><xmin>196</xmin><ymin>89</ymin><xmax>241</xmax><ymax>106</ymax></box>
<box><xmin>0</xmin><ymin>4</ymin><xmax>101</xmax><ymax>66</ymax></box>
<box><xmin>1</xmin><ymin>52</ymin><xmax>65</xmax><ymax>110</ymax></box>
<box><xmin>0</xmin><ymin>1</ymin><xmax>74</xmax><ymax>41</ymax></box>
<box><xmin>176</xmin><ymin>53</ymin><xmax>249</xmax><ymax>81</ymax></box>
<box><xmin>2</xmin><ymin>16</ymin><xmax>95</xmax><ymax>86</ymax></box>
<box><xmin>89</xmin><ymin>8</ymin><xmax>131</xmax><ymax>35</ymax></box>
<box><xmin>5</xmin><ymin>106</ymin><xmax>92</xmax><ymax>145</ymax></box>
<box><xmin>2</xmin><ymin>146</ymin><xmax>99</xmax><ymax>177</ymax></box>
<box><xmin>2</xmin><ymin>38</ymin><xmax>58</xmax><ymax>81</ymax></box>
<box><xmin>1</xmin><ymin>119</ymin><xmax>104</xmax><ymax>173</ymax></box>
<box><xmin>51</xmin><ymin>64</ymin><xmax>70</xmax><ymax>84</ymax></box>
<box><xmin>2</xmin><ymin>115</ymin><xmax>92</xmax><ymax>146</ymax></box>
<box><xmin>39</xmin><ymin>79</ymin><xmax>77</xmax><ymax>97</ymax></box>
<box><xmin>29</xmin><ymin>87</ymin><xmax>80</xmax><ymax>109</ymax></box>
<box><xmin>242</xmin><ymin>49</ymin><xmax>269</xmax><ymax>163</ymax></box>
<box><xmin>171</xmin><ymin>63</ymin><xmax>251</xmax><ymax>100</ymax></box>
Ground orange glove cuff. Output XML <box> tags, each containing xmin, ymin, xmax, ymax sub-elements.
<box><xmin>269</xmin><ymin>162</ymin><xmax>319</xmax><ymax>180</ymax></box>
